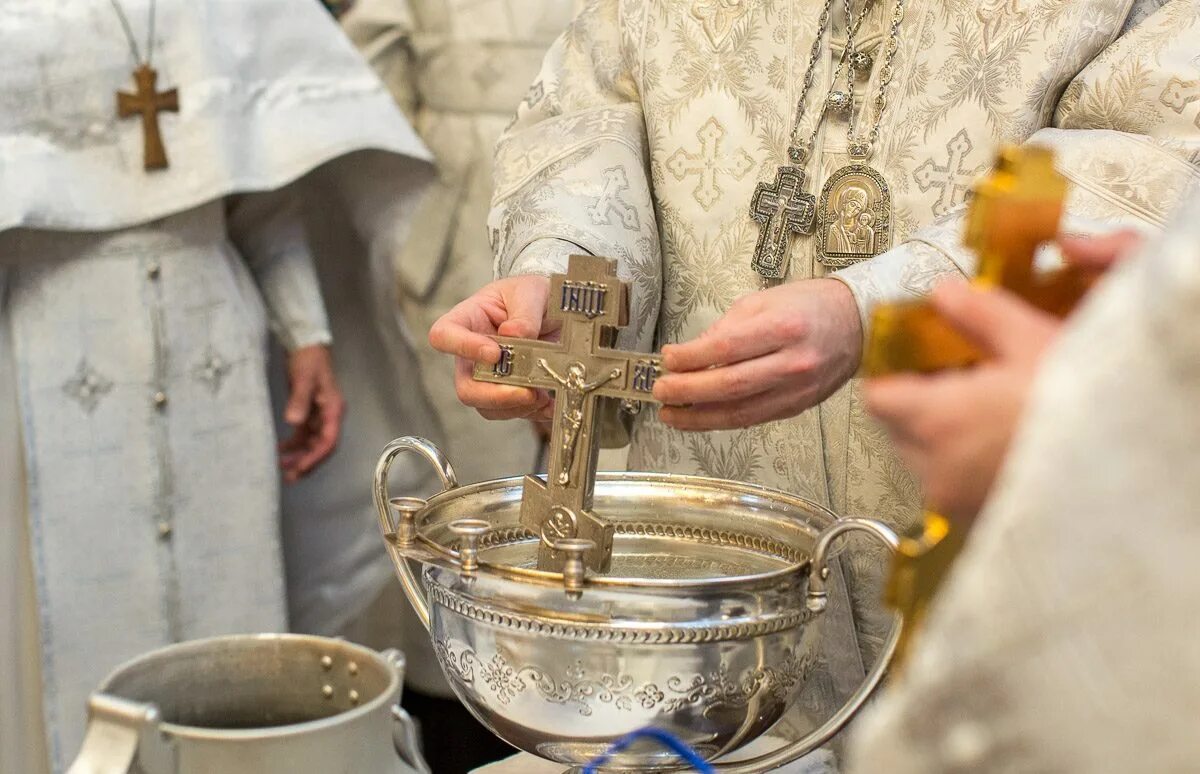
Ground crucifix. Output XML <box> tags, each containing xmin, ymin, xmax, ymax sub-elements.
<box><xmin>750</xmin><ymin>165</ymin><xmax>817</xmax><ymax>280</ymax></box>
<box><xmin>472</xmin><ymin>255</ymin><xmax>664</xmax><ymax>572</ymax></box>
<box><xmin>863</xmin><ymin>145</ymin><xmax>1092</xmax><ymax>666</ymax></box>
<box><xmin>117</xmin><ymin>64</ymin><xmax>179</xmax><ymax>171</ymax></box>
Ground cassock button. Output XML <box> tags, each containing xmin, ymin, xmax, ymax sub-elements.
<box><xmin>157</xmin><ymin>521</ymin><xmax>173</xmax><ymax>540</ymax></box>
<box><xmin>153</xmin><ymin>391</ymin><xmax>168</xmax><ymax>408</ymax></box>
<box><xmin>147</xmin><ymin>262</ymin><xmax>161</xmax><ymax>280</ymax></box>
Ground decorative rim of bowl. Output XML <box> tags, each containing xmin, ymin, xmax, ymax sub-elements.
<box><xmin>429</xmin><ymin>584</ymin><xmax>817</xmax><ymax>644</ymax></box>
<box><xmin>405</xmin><ymin>471</ymin><xmax>833</xmax><ymax>592</ymax></box>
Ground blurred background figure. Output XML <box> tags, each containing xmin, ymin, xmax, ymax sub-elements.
<box><xmin>339</xmin><ymin>1</ymin><xmax>579</xmax><ymax>770</ymax></box>
<box><xmin>0</xmin><ymin>2</ymin><xmax>431</xmax><ymax>772</ymax></box>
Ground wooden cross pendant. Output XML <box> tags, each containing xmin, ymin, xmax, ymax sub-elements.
<box><xmin>750</xmin><ymin>165</ymin><xmax>817</xmax><ymax>280</ymax></box>
<box><xmin>472</xmin><ymin>255</ymin><xmax>663</xmax><ymax>572</ymax></box>
<box><xmin>117</xmin><ymin>64</ymin><xmax>179</xmax><ymax>171</ymax></box>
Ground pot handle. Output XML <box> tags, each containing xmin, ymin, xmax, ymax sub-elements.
<box><xmin>391</xmin><ymin>705</ymin><xmax>432</xmax><ymax>774</ymax></box>
<box><xmin>379</xmin><ymin>649</ymin><xmax>432</xmax><ymax>774</ymax></box>
<box><xmin>713</xmin><ymin>518</ymin><xmax>903</xmax><ymax>773</ymax></box>
<box><xmin>66</xmin><ymin>694</ymin><xmax>176</xmax><ymax>774</ymax></box>
<box><xmin>373</xmin><ymin>437</ymin><xmax>459</xmax><ymax>631</ymax></box>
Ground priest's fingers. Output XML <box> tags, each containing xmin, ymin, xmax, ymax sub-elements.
<box><xmin>279</xmin><ymin>419</ymin><xmax>317</xmax><ymax>482</ymax></box>
<box><xmin>662</xmin><ymin>314</ymin><xmax>788</xmax><ymax>373</ymax></box>
<box><xmin>430</xmin><ymin>302</ymin><xmax>503</xmax><ymax>363</ymax></box>
<box><xmin>302</xmin><ymin>386</ymin><xmax>346</xmax><ymax>475</ymax></box>
<box><xmin>658</xmin><ymin>383</ymin><xmax>819</xmax><ymax>431</ymax></box>
<box><xmin>495</xmin><ymin>276</ymin><xmax>553</xmax><ymax>340</ymax></box>
<box><xmin>654</xmin><ymin>350</ymin><xmax>801</xmax><ymax>406</ymax></box>
<box><xmin>284</xmin><ymin>370</ymin><xmax>316</xmax><ymax>427</ymax></box>
<box><xmin>454</xmin><ymin>357</ymin><xmax>547</xmax><ymax>413</ymax></box>
<box><xmin>931</xmin><ymin>282</ymin><xmax>1058</xmax><ymax>359</ymax></box>
<box><xmin>478</xmin><ymin>405</ymin><xmax>550</xmax><ymax>421</ymax></box>
<box><xmin>1059</xmin><ymin>229</ymin><xmax>1142</xmax><ymax>272</ymax></box>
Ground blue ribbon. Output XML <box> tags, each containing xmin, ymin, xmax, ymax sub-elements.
<box><xmin>583</xmin><ymin>728</ymin><xmax>716</xmax><ymax>773</ymax></box>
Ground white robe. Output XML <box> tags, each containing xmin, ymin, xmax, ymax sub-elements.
<box><xmin>487</xmin><ymin>0</ymin><xmax>1200</xmax><ymax>756</ymax></box>
<box><xmin>847</xmin><ymin>189</ymin><xmax>1200</xmax><ymax>772</ymax></box>
<box><xmin>0</xmin><ymin>1</ymin><xmax>432</xmax><ymax>771</ymax></box>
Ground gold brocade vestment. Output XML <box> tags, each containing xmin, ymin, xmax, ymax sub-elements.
<box><xmin>488</xmin><ymin>0</ymin><xmax>1200</xmax><ymax>715</ymax></box>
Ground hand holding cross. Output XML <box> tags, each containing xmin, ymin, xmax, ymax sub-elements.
<box><xmin>472</xmin><ymin>256</ymin><xmax>663</xmax><ymax>572</ymax></box>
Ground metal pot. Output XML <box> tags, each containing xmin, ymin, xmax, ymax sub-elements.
<box><xmin>375</xmin><ymin>437</ymin><xmax>903</xmax><ymax>773</ymax></box>
<box><xmin>67</xmin><ymin>634</ymin><xmax>429</xmax><ymax>774</ymax></box>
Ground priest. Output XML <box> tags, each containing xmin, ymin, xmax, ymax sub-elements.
<box><xmin>430</xmin><ymin>0</ymin><xmax>1200</xmax><ymax>756</ymax></box>
<box><xmin>0</xmin><ymin>2</ymin><xmax>432</xmax><ymax>772</ymax></box>
<box><xmin>848</xmin><ymin>193</ymin><xmax>1200</xmax><ymax>771</ymax></box>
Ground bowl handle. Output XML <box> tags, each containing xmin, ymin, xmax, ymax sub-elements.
<box><xmin>374</xmin><ymin>437</ymin><xmax>459</xmax><ymax>631</ymax></box>
<box><xmin>713</xmin><ymin>518</ymin><xmax>903</xmax><ymax>773</ymax></box>
<box><xmin>66</xmin><ymin>694</ymin><xmax>176</xmax><ymax>774</ymax></box>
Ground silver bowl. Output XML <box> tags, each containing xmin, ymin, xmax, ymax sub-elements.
<box><xmin>375</xmin><ymin>438</ymin><xmax>902</xmax><ymax>772</ymax></box>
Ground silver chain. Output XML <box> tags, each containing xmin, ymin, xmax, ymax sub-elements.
<box><xmin>849</xmin><ymin>0</ymin><xmax>907</xmax><ymax>157</ymax></box>
<box><xmin>786</xmin><ymin>0</ymin><xmax>887</xmax><ymax>164</ymax></box>
<box><xmin>785</xmin><ymin>0</ymin><xmax>839</xmax><ymax>164</ymax></box>
<box><xmin>107</xmin><ymin>0</ymin><xmax>158</xmax><ymax>66</ymax></box>
<box><xmin>843</xmin><ymin>0</ymin><xmax>866</xmax><ymax>144</ymax></box>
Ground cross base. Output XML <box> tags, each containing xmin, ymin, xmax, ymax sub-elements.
<box><xmin>518</xmin><ymin>475</ymin><xmax>614</xmax><ymax>573</ymax></box>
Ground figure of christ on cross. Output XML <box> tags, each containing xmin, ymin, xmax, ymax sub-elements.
<box><xmin>117</xmin><ymin>63</ymin><xmax>179</xmax><ymax>171</ymax></box>
<box><xmin>750</xmin><ymin>164</ymin><xmax>817</xmax><ymax>280</ymax></box>
<box><xmin>472</xmin><ymin>255</ymin><xmax>663</xmax><ymax>572</ymax></box>
<box><xmin>536</xmin><ymin>359</ymin><xmax>623</xmax><ymax>486</ymax></box>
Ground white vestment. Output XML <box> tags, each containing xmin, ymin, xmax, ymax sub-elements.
<box><xmin>0</xmin><ymin>1</ymin><xmax>432</xmax><ymax>771</ymax></box>
<box><xmin>847</xmin><ymin>190</ymin><xmax>1200</xmax><ymax>772</ymax></box>
<box><xmin>488</xmin><ymin>2</ymin><xmax>1200</xmax><ymax>751</ymax></box>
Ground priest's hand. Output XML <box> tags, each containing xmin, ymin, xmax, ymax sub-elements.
<box><xmin>865</xmin><ymin>283</ymin><xmax>1059</xmax><ymax>525</ymax></box>
<box><xmin>653</xmin><ymin>279</ymin><xmax>862</xmax><ymax>430</ymax></box>
<box><xmin>279</xmin><ymin>345</ymin><xmax>346</xmax><ymax>483</ymax></box>
<box><xmin>429</xmin><ymin>275</ymin><xmax>560</xmax><ymax>421</ymax></box>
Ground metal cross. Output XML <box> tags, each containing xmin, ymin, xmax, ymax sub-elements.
<box><xmin>473</xmin><ymin>255</ymin><xmax>663</xmax><ymax>572</ymax></box>
<box><xmin>117</xmin><ymin>64</ymin><xmax>179</xmax><ymax>171</ymax></box>
<box><xmin>750</xmin><ymin>165</ymin><xmax>817</xmax><ymax>279</ymax></box>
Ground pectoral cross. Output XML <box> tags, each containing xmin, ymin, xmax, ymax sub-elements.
<box><xmin>864</xmin><ymin>146</ymin><xmax>1094</xmax><ymax>667</ymax></box>
<box><xmin>750</xmin><ymin>165</ymin><xmax>817</xmax><ymax>280</ymax></box>
<box><xmin>473</xmin><ymin>255</ymin><xmax>664</xmax><ymax>572</ymax></box>
<box><xmin>117</xmin><ymin>64</ymin><xmax>179</xmax><ymax>171</ymax></box>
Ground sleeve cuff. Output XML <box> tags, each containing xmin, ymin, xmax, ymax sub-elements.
<box><xmin>498</xmin><ymin>237</ymin><xmax>588</xmax><ymax>280</ymax></box>
<box><xmin>283</xmin><ymin>328</ymin><xmax>334</xmax><ymax>352</ymax></box>
<box><xmin>832</xmin><ymin>240</ymin><xmax>967</xmax><ymax>330</ymax></box>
